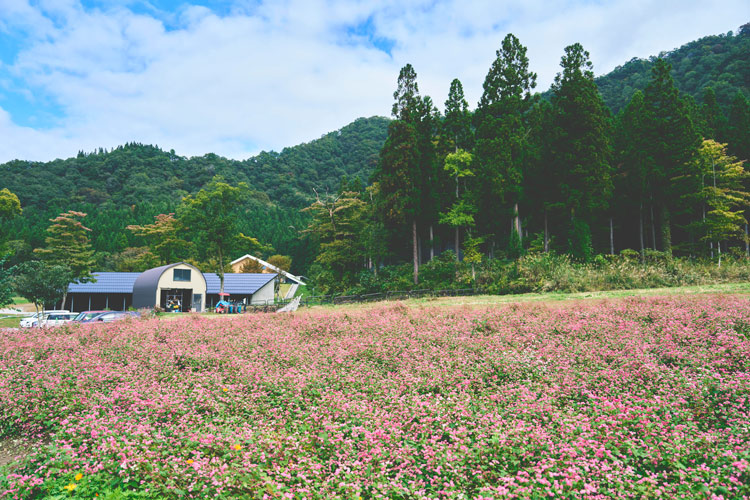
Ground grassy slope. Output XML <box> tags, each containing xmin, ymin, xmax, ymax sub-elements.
<box><xmin>308</xmin><ymin>282</ymin><xmax>750</xmax><ymax>311</ymax></box>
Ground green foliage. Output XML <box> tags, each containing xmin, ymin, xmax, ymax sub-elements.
<box><xmin>13</xmin><ymin>260</ymin><xmax>73</xmax><ymax>312</ymax></box>
<box><xmin>267</xmin><ymin>255</ymin><xmax>292</xmax><ymax>273</ymax></box>
<box><xmin>303</xmin><ymin>191</ymin><xmax>369</xmax><ymax>293</ymax></box>
<box><xmin>727</xmin><ymin>91</ymin><xmax>750</xmax><ymax>161</ymax></box>
<box><xmin>474</xmin><ymin>33</ymin><xmax>537</xmax><ymax>244</ymax></box>
<box><xmin>595</xmin><ymin>28</ymin><xmax>750</xmax><ymax>114</ymax></box>
<box><xmin>126</xmin><ymin>213</ymin><xmax>192</xmax><ymax>265</ymax></box>
<box><xmin>0</xmin><ymin>253</ymin><xmax>14</xmax><ymax>308</ymax></box>
<box><xmin>550</xmin><ymin>43</ymin><xmax>613</xmax><ymax>218</ymax></box>
<box><xmin>178</xmin><ymin>176</ymin><xmax>261</xmax><ymax>291</ymax></box>
<box><xmin>33</xmin><ymin>210</ymin><xmax>95</xmax><ymax>284</ymax></box>
<box><xmin>0</xmin><ymin>188</ymin><xmax>22</xmax><ymax>222</ymax></box>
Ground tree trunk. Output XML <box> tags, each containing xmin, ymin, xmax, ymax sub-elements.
<box><xmin>544</xmin><ymin>208</ymin><xmax>549</xmax><ymax>253</ymax></box>
<box><xmin>513</xmin><ymin>202</ymin><xmax>522</xmax><ymax>244</ymax></box>
<box><xmin>650</xmin><ymin>202</ymin><xmax>657</xmax><ymax>251</ymax></box>
<box><xmin>659</xmin><ymin>206</ymin><xmax>672</xmax><ymax>256</ymax></box>
<box><xmin>218</xmin><ymin>248</ymin><xmax>225</xmax><ymax>295</ymax></box>
<box><xmin>62</xmin><ymin>291</ymin><xmax>68</xmax><ymax>312</ymax></box>
<box><xmin>429</xmin><ymin>225</ymin><xmax>434</xmax><ymax>261</ymax></box>
<box><xmin>717</xmin><ymin>240</ymin><xmax>722</xmax><ymax>268</ymax></box>
<box><xmin>455</xmin><ymin>227</ymin><xmax>460</xmax><ymax>260</ymax></box>
<box><xmin>639</xmin><ymin>202</ymin><xmax>645</xmax><ymax>262</ymax></box>
<box><xmin>745</xmin><ymin>224</ymin><xmax>749</xmax><ymax>258</ymax></box>
<box><xmin>609</xmin><ymin>217</ymin><xmax>614</xmax><ymax>255</ymax></box>
<box><xmin>412</xmin><ymin>219</ymin><xmax>419</xmax><ymax>285</ymax></box>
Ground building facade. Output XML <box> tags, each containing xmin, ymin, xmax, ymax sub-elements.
<box><xmin>63</xmin><ymin>263</ymin><xmax>277</xmax><ymax>312</ymax></box>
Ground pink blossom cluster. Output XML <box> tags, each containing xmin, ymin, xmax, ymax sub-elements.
<box><xmin>1</xmin><ymin>296</ymin><xmax>749</xmax><ymax>498</ymax></box>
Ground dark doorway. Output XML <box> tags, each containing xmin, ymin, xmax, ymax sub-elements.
<box><xmin>160</xmin><ymin>288</ymin><xmax>194</xmax><ymax>312</ymax></box>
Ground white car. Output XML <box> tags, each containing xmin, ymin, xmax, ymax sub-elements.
<box><xmin>40</xmin><ymin>313</ymin><xmax>78</xmax><ymax>328</ymax></box>
<box><xmin>19</xmin><ymin>310</ymin><xmax>71</xmax><ymax>328</ymax></box>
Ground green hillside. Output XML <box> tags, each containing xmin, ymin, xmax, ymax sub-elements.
<box><xmin>0</xmin><ymin>116</ymin><xmax>389</xmax><ymax>274</ymax></box>
<box><xmin>595</xmin><ymin>23</ymin><xmax>749</xmax><ymax>113</ymax></box>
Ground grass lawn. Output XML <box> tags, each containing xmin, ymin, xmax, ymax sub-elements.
<box><xmin>309</xmin><ymin>281</ymin><xmax>750</xmax><ymax>311</ymax></box>
<box><xmin>0</xmin><ymin>316</ymin><xmax>20</xmax><ymax>328</ymax></box>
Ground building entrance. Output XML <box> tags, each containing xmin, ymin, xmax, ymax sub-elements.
<box><xmin>160</xmin><ymin>288</ymin><xmax>193</xmax><ymax>312</ymax></box>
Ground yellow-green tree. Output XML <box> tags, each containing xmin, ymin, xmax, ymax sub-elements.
<box><xmin>0</xmin><ymin>188</ymin><xmax>21</xmax><ymax>222</ymax></box>
<box><xmin>690</xmin><ymin>140</ymin><xmax>749</xmax><ymax>266</ymax></box>
<box><xmin>127</xmin><ymin>213</ymin><xmax>192</xmax><ymax>264</ymax></box>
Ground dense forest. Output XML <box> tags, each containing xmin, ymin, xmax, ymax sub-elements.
<box><xmin>1</xmin><ymin>24</ymin><xmax>749</xmax><ymax>295</ymax></box>
<box><xmin>0</xmin><ymin>117</ymin><xmax>389</xmax><ymax>275</ymax></box>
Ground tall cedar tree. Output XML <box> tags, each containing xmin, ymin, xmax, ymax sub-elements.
<box><xmin>700</xmin><ymin>87</ymin><xmax>728</xmax><ymax>141</ymax></box>
<box><xmin>415</xmin><ymin>95</ymin><xmax>442</xmax><ymax>262</ymax></box>
<box><xmin>376</xmin><ymin>120</ymin><xmax>421</xmax><ymax>284</ymax></box>
<box><xmin>443</xmin><ymin>79</ymin><xmax>472</xmax><ymax>152</ymax></box>
<box><xmin>34</xmin><ymin>210</ymin><xmax>95</xmax><ymax>308</ymax></box>
<box><xmin>549</xmin><ymin>43</ymin><xmax>613</xmax><ymax>261</ymax></box>
<box><xmin>641</xmin><ymin>58</ymin><xmax>700</xmax><ymax>255</ymax></box>
<box><xmin>727</xmin><ymin>92</ymin><xmax>750</xmax><ymax>162</ymax></box>
<box><xmin>524</xmin><ymin>99</ymin><xmax>557</xmax><ymax>253</ymax></box>
<box><xmin>378</xmin><ymin>64</ymin><xmax>424</xmax><ymax>284</ymax></box>
<box><xmin>474</xmin><ymin>33</ymin><xmax>536</xmax><ymax>254</ymax></box>
<box><xmin>614</xmin><ymin>90</ymin><xmax>649</xmax><ymax>256</ymax></box>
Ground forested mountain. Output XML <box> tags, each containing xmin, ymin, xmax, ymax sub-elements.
<box><xmin>0</xmin><ymin>116</ymin><xmax>389</xmax><ymax>274</ymax></box>
<box><xmin>596</xmin><ymin>23</ymin><xmax>750</xmax><ymax>113</ymax></box>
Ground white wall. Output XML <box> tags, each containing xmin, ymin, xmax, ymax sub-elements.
<box><xmin>251</xmin><ymin>279</ymin><xmax>275</xmax><ymax>305</ymax></box>
<box><xmin>156</xmin><ymin>264</ymin><xmax>207</xmax><ymax>309</ymax></box>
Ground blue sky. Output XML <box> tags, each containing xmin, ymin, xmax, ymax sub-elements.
<box><xmin>0</xmin><ymin>0</ymin><xmax>747</xmax><ymax>163</ymax></box>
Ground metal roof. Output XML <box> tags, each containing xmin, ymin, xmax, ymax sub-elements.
<box><xmin>68</xmin><ymin>270</ymin><xmax>276</xmax><ymax>295</ymax></box>
<box><xmin>204</xmin><ymin>272</ymin><xmax>276</xmax><ymax>295</ymax></box>
<box><xmin>68</xmin><ymin>272</ymin><xmax>140</xmax><ymax>293</ymax></box>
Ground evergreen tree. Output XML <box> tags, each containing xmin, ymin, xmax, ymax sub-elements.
<box><xmin>375</xmin><ymin>119</ymin><xmax>421</xmax><ymax>284</ymax></box>
<box><xmin>474</xmin><ymin>33</ymin><xmax>537</xmax><ymax>254</ymax></box>
<box><xmin>443</xmin><ymin>79</ymin><xmax>472</xmax><ymax>152</ymax></box>
<box><xmin>34</xmin><ymin>210</ymin><xmax>95</xmax><ymax>307</ymax></box>
<box><xmin>641</xmin><ymin>58</ymin><xmax>700</xmax><ymax>255</ymax></box>
<box><xmin>700</xmin><ymin>87</ymin><xmax>728</xmax><ymax>141</ymax></box>
<box><xmin>614</xmin><ymin>91</ymin><xmax>649</xmax><ymax>257</ymax></box>
<box><xmin>549</xmin><ymin>43</ymin><xmax>613</xmax><ymax>260</ymax></box>
<box><xmin>525</xmin><ymin>99</ymin><xmax>557</xmax><ymax>253</ymax></box>
<box><xmin>727</xmin><ymin>91</ymin><xmax>750</xmax><ymax>161</ymax></box>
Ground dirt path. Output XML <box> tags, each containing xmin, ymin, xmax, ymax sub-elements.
<box><xmin>0</xmin><ymin>438</ymin><xmax>30</xmax><ymax>468</ymax></box>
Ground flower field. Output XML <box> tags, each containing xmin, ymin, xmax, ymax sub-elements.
<box><xmin>1</xmin><ymin>296</ymin><xmax>749</xmax><ymax>499</ymax></box>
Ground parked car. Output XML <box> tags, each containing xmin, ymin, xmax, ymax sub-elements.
<box><xmin>40</xmin><ymin>313</ymin><xmax>78</xmax><ymax>328</ymax></box>
<box><xmin>19</xmin><ymin>310</ymin><xmax>71</xmax><ymax>328</ymax></box>
<box><xmin>73</xmin><ymin>310</ymin><xmax>108</xmax><ymax>322</ymax></box>
<box><xmin>80</xmin><ymin>311</ymin><xmax>140</xmax><ymax>324</ymax></box>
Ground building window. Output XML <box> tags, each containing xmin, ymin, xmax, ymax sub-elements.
<box><xmin>174</xmin><ymin>269</ymin><xmax>191</xmax><ymax>282</ymax></box>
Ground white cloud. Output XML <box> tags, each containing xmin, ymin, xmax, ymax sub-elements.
<box><xmin>0</xmin><ymin>0</ymin><xmax>747</xmax><ymax>163</ymax></box>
